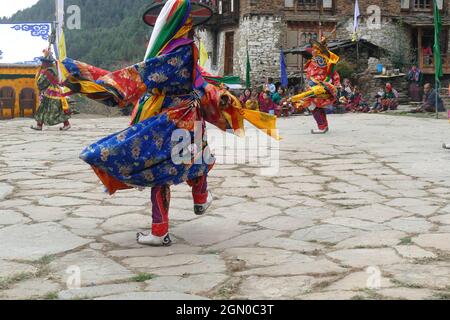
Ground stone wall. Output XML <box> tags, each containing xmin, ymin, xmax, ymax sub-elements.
<box><xmin>201</xmin><ymin>0</ymin><xmax>448</xmax><ymax>87</ymax></box>
<box><xmin>335</xmin><ymin>16</ymin><xmax>413</xmax><ymax>70</ymax></box>
<box><xmin>197</xmin><ymin>27</ymin><xmax>239</xmax><ymax>76</ymax></box>
<box><xmin>236</xmin><ymin>15</ymin><xmax>284</xmax><ymax>86</ymax></box>
<box><xmin>336</xmin><ymin>0</ymin><xmax>401</xmax><ymax>16</ymax></box>
<box><xmin>239</xmin><ymin>0</ymin><xmax>402</xmax><ymax>17</ymax></box>
<box><xmin>200</xmin><ymin>15</ymin><xmax>284</xmax><ymax>86</ymax></box>
<box><xmin>239</xmin><ymin>0</ymin><xmax>284</xmax><ymax>17</ymax></box>
<box><xmin>354</xmin><ymin>73</ymin><xmax>409</xmax><ymax>105</ymax></box>
<box><xmin>197</xmin><ymin>28</ymin><xmax>218</xmax><ymax>73</ymax></box>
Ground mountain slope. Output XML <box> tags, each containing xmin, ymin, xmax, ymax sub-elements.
<box><xmin>1</xmin><ymin>0</ymin><xmax>155</xmax><ymax>69</ymax></box>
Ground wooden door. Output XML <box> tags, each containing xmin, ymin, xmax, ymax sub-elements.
<box><xmin>224</xmin><ymin>31</ymin><xmax>234</xmax><ymax>75</ymax></box>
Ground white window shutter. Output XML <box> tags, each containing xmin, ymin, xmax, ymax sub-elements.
<box><xmin>400</xmin><ymin>0</ymin><xmax>410</xmax><ymax>9</ymax></box>
<box><xmin>285</xmin><ymin>0</ymin><xmax>294</xmax><ymax>7</ymax></box>
<box><xmin>323</xmin><ymin>0</ymin><xmax>333</xmax><ymax>8</ymax></box>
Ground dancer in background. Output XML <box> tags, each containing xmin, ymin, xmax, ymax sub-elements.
<box><xmin>31</xmin><ymin>49</ymin><xmax>71</xmax><ymax>131</ymax></box>
<box><xmin>290</xmin><ymin>38</ymin><xmax>341</xmax><ymax>134</ymax></box>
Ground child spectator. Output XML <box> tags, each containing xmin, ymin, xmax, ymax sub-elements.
<box><xmin>245</xmin><ymin>92</ymin><xmax>260</xmax><ymax>111</ymax></box>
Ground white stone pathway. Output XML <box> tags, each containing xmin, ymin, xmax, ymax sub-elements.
<box><xmin>1</xmin><ymin>113</ymin><xmax>450</xmax><ymax>300</ymax></box>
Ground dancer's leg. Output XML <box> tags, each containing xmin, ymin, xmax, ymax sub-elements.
<box><xmin>31</xmin><ymin>122</ymin><xmax>43</xmax><ymax>131</ymax></box>
<box><xmin>311</xmin><ymin>108</ymin><xmax>329</xmax><ymax>134</ymax></box>
<box><xmin>60</xmin><ymin>120</ymin><xmax>71</xmax><ymax>131</ymax></box>
<box><xmin>137</xmin><ymin>185</ymin><xmax>172</xmax><ymax>246</ymax></box>
<box><xmin>188</xmin><ymin>175</ymin><xmax>213</xmax><ymax>215</ymax></box>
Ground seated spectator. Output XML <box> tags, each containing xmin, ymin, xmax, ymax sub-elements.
<box><xmin>369</xmin><ymin>89</ymin><xmax>385</xmax><ymax>113</ymax></box>
<box><xmin>264</xmin><ymin>77</ymin><xmax>277</xmax><ymax>97</ymax></box>
<box><xmin>258</xmin><ymin>86</ymin><xmax>266</xmax><ymax>102</ymax></box>
<box><xmin>279</xmin><ymin>97</ymin><xmax>295</xmax><ymax>117</ymax></box>
<box><xmin>259</xmin><ymin>92</ymin><xmax>280</xmax><ymax>116</ymax></box>
<box><xmin>346</xmin><ymin>86</ymin><xmax>370</xmax><ymax>113</ymax></box>
<box><xmin>334</xmin><ymin>86</ymin><xmax>349</xmax><ymax>114</ymax></box>
<box><xmin>272</xmin><ymin>87</ymin><xmax>287</xmax><ymax>105</ymax></box>
<box><xmin>245</xmin><ymin>92</ymin><xmax>260</xmax><ymax>111</ymax></box>
<box><xmin>342</xmin><ymin>78</ymin><xmax>353</xmax><ymax>98</ymax></box>
<box><xmin>240</xmin><ymin>89</ymin><xmax>252</xmax><ymax>105</ymax></box>
<box><xmin>410</xmin><ymin>83</ymin><xmax>445</xmax><ymax>113</ymax></box>
<box><xmin>380</xmin><ymin>83</ymin><xmax>399</xmax><ymax>111</ymax></box>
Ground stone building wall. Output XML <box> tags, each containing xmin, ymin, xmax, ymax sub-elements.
<box><xmin>336</xmin><ymin>0</ymin><xmax>401</xmax><ymax>16</ymax></box>
<box><xmin>239</xmin><ymin>0</ymin><xmax>284</xmax><ymax>17</ymax></box>
<box><xmin>199</xmin><ymin>15</ymin><xmax>284</xmax><ymax>86</ymax></box>
<box><xmin>240</xmin><ymin>0</ymin><xmax>403</xmax><ymax>17</ymax></box>
<box><xmin>197</xmin><ymin>27</ymin><xmax>240</xmax><ymax>76</ymax></box>
<box><xmin>335</xmin><ymin>16</ymin><xmax>413</xmax><ymax>69</ymax></box>
<box><xmin>199</xmin><ymin>0</ymin><xmax>448</xmax><ymax>85</ymax></box>
<box><xmin>236</xmin><ymin>15</ymin><xmax>284</xmax><ymax>86</ymax></box>
<box><xmin>197</xmin><ymin>28</ymin><xmax>217</xmax><ymax>73</ymax></box>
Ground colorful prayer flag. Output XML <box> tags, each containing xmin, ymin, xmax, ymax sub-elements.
<box><xmin>246</xmin><ymin>49</ymin><xmax>251</xmax><ymax>88</ymax></box>
<box><xmin>199</xmin><ymin>41</ymin><xmax>208</xmax><ymax>67</ymax></box>
<box><xmin>55</xmin><ymin>0</ymin><xmax>66</xmax><ymax>60</ymax></box>
<box><xmin>280</xmin><ymin>49</ymin><xmax>288</xmax><ymax>88</ymax></box>
<box><xmin>353</xmin><ymin>0</ymin><xmax>360</xmax><ymax>41</ymax></box>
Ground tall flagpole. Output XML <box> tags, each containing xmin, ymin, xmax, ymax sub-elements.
<box><xmin>55</xmin><ymin>0</ymin><xmax>64</xmax><ymax>59</ymax></box>
<box><xmin>434</xmin><ymin>1</ymin><xmax>440</xmax><ymax>120</ymax></box>
<box><xmin>319</xmin><ymin>2</ymin><xmax>323</xmax><ymax>39</ymax></box>
<box><xmin>55</xmin><ymin>0</ymin><xmax>66</xmax><ymax>82</ymax></box>
<box><xmin>436</xmin><ymin>69</ymin><xmax>439</xmax><ymax>120</ymax></box>
<box><xmin>354</xmin><ymin>0</ymin><xmax>360</xmax><ymax>62</ymax></box>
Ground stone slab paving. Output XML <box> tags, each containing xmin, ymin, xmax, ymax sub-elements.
<box><xmin>1</xmin><ymin>113</ymin><xmax>450</xmax><ymax>300</ymax></box>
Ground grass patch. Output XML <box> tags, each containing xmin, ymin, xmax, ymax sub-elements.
<box><xmin>361</xmin><ymin>288</ymin><xmax>384</xmax><ymax>300</ymax></box>
<box><xmin>434</xmin><ymin>292</ymin><xmax>450</xmax><ymax>300</ymax></box>
<box><xmin>35</xmin><ymin>265</ymin><xmax>52</xmax><ymax>278</ymax></box>
<box><xmin>71</xmin><ymin>295</ymin><xmax>91</xmax><ymax>301</ymax></box>
<box><xmin>351</xmin><ymin>295</ymin><xmax>366</xmax><ymax>300</ymax></box>
<box><xmin>0</xmin><ymin>272</ymin><xmax>35</xmax><ymax>290</ymax></box>
<box><xmin>32</xmin><ymin>255</ymin><xmax>55</xmax><ymax>278</ymax></box>
<box><xmin>398</xmin><ymin>237</ymin><xmax>413</xmax><ymax>246</ymax></box>
<box><xmin>131</xmin><ymin>273</ymin><xmax>155</xmax><ymax>282</ymax></box>
<box><xmin>35</xmin><ymin>255</ymin><xmax>55</xmax><ymax>266</ymax></box>
<box><xmin>391</xmin><ymin>279</ymin><xmax>424</xmax><ymax>289</ymax></box>
<box><xmin>354</xmin><ymin>245</ymin><xmax>388</xmax><ymax>250</ymax></box>
<box><xmin>204</xmin><ymin>250</ymin><xmax>220</xmax><ymax>255</ymax></box>
<box><xmin>43</xmin><ymin>292</ymin><xmax>59</xmax><ymax>300</ymax></box>
<box><xmin>0</xmin><ymin>256</ymin><xmax>56</xmax><ymax>291</ymax></box>
<box><xmin>216</xmin><ymin>279</ymin><xmax>241</xmax><ymax>300</ymax></box>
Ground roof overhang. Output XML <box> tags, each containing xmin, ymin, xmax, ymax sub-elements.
<box><xmin>284</xmin><ymin>39</ymin><xmax>386</xmax><ymax>56</ymax></box>
<box><xmin>0</xmin><ymin>64</ymin><xmax>40</xmax><ymax>69</ymax></box>
<box><xmin>401</xmin><ymin>15</ymin><xmax>450</xmax><ymax>27</ymax></box>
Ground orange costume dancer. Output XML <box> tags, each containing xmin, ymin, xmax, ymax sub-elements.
<box><xmin>291</xmin><ymin>38</ymin><xmax>341</xmax><ymax>134</ymax></box>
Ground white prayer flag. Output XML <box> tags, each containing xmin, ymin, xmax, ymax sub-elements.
<box><xmin>353</xmin><ymin>0</ymin><xmax>360</xmax><ymax>33</ymax></box>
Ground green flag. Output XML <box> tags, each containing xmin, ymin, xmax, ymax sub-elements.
<box><xmin>246</xmin><ymin>49</ymin><xmax>251</xmax><ymax>88</ymax></box>
<box><xmin>434</xmin><ymin>1</ymin><xmax>443</xmax><ymax>84</ymax></box>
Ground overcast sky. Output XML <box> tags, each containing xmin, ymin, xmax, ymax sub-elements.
<box><xmin>1</xmin><ymin>0</ymin><xmax>40</xmax><ymax>18</ymax></box>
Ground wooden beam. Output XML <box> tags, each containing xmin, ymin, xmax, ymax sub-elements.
<box><xmin>418</xmin><ymin>27</ymin><xmax>423</xmax><ymax>69</ymax></box>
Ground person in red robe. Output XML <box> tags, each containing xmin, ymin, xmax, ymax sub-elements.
<box><xmin>291</xmin><ymin>38</ymin><xmax>341</xmax><ymax>134</ymax></box>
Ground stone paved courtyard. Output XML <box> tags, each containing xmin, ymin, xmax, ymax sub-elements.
<box><xmin>1</xmin><ymin>113</ymin><xmax>450</xmax><ymax>300</ymax></box>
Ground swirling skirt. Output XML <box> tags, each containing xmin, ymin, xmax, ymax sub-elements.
<box><xmin>80</xmin><ymin>103</ymin><xmax>214</xmax><ymax>194</ymax></box>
